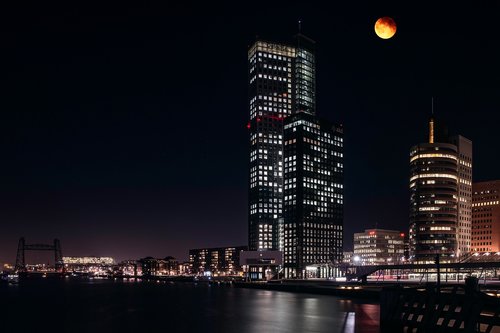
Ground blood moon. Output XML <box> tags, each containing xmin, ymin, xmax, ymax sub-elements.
<box><xmin>374</xmin><ymin>17</ymin><xmax>397</xmax><ymax>39</ymax></box>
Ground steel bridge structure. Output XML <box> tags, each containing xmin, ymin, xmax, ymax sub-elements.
<box><xmin>14</xmin><ymin>237</ymin><xmax>64</xmax><ymax>272</ymax></box>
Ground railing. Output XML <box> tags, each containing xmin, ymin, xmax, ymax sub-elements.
<box><xmin>380</xmin><ymin>278</ymin><xmax>500</xmax><ymax>332</ymax></box>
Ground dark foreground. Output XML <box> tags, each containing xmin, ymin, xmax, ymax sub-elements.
<box><xmin>0</xmin><ymin>279</ymin><xmax>379</xmax><ymax>333</ymax></box>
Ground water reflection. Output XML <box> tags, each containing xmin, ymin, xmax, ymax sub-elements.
<box><xmin>220</xmin><ymin>289</ymin><xmax>380</xmax><ymax>333</ymax></box>
<box><xmin>0</xmin><ymin>281</ymin><xmax>380</xmax><ymax>333</ymax></box>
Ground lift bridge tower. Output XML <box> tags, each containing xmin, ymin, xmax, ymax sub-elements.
<box><xmin>14</xmin><ymin>237</ymin><xmax>64</xmax><ymax>272</ymax></box>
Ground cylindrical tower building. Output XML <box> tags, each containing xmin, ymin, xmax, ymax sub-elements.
<box><xmin>409</xmin><ymin>117</ymin><xmax>459</xmax><ymax>263</ymax></box>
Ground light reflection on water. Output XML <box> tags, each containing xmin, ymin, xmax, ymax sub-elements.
<box><xmin>227</xmin><ymin>289</ymin><xmax>379</xmax><ymax>333</ymax></box>
<box><xmin>0</xmin><ymin>280</ymin><xmax>379</xmax><ymax>333</ymax></box>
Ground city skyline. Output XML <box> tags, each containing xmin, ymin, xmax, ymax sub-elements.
<box><xmin>1</xmin><ymin>2</ymin><xmax>500</xmax><ymax>263</ymax></box>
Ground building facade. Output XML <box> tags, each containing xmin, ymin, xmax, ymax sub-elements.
<box><xmin>247</xmin><ymin>35</ymin><xmax>316</xmax><ymax>251</ymax></box>
<box><xmin>240</xmin><ymin>250</ymin><xmax>283</xmax><ymax>281</ymax></box>
<box><xmin>472</xmin><ymin>180</ymin><xmax>500</xmax><ymax>253</ymax></box>
<box><xmin>409</xmin><ymin>117</ymin><xmax>472</xmax><ymax>263</ymax></box>
<box><xmin>188</xmin><ymin>246</ymin><xmax>247</xmax><ymax>276</ymax></box>
<box><xmin>353</xmin><ymin>229</ymin><xmax>405</xmax><ymax>266</ymax></box>
<box><xmin>450</xmin><ymin>135</ymin><xmax>473</xmax><ymax>256</ymax></box>
<box><xmin>140</xmin><ymin>256</ymin><xmax>178</xmax><ymax>276</ymax></box>
<box><xmin>62</xmin><ymin>256</ymin><xmax>115</xmax><ymax>275</ymax></box>
<box><xmin>282</xmin><ymin>112</ymin><xmax>344</xmax><ymax>278</ymax></box>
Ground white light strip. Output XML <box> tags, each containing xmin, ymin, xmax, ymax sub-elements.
<box><xmin>410</xmin><ymin>173</ymin><xmax>458</xmax><ymax>182</ymax></box>
<box><xmin>410</xmin><ymin>153</ymin><xmax>457</xmax><ymax>163</ymax></box>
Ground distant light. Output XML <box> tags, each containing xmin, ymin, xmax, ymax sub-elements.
<box><xmin>247</xmin><ymin>122</ymin><xmax>251</xmax><ymax>129</ymax></box>
<box><xmin>400</xmin><ymin>233</ymin><xmax>405</xmax><ymax>237</ymax></box>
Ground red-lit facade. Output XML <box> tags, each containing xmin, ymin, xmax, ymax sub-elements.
<box><xmin>472</xmin><ymin>181</ymin><xmax>500</xmax><ymax>253</ymax></box>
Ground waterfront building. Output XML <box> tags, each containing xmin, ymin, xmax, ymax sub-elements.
<box><xmin>63</xmin><ymin>256</ymin><xmax>115</xmax><ymax>265</ymax></box>
<box><xmin>240</xmin><ymin>250</ymin><xmax>283</xmax><ymax>281</ymax></box>
<box><xmin>353</xmin><ymin>229</ymin><xmax>405</xmax><ymax>266</ymax></box>
<box><xmin>247</xmin><ymin>34</ymin><xmax>316</xmax><ymax>252</ymax></box>
<box><xmin>116</xmin><ymin>260</ymin><xmax>140</xmax><ymax>277</ymax></box>
<box><xmin>63</xmin><ymin>256</ymin><xmax>115</xmax><ymax>275</ymax></box>
<box><xmin>282</xmin><ymin>111</ymin><xmax>344</xmax><ymax>278</ymax></box>
<box><xmin>178</xmin><ymin>262</ymin><xmax>191</xmax><ymax>275</ymax></box>
<box><xmin>472</xmin><ymin>180</ymin><xmax>500</xmax><ymax>253</ymax></box>
<box><xmin>188</xmin><ymin>246</ymin><xmax>247</xmax><ymax>276</ymax></box>
<box><xmin>409</xmin><ymin>117</ymin><xmax>472</xmax><ymax>263</ymax></box>
<box><xmin>343</xmin><ymin>251</ymin><xmax>353</xmax><ymax>264</ymax></box>
<box><xmin>140</xmin><ymin>256</ymin><xmax>178</xmax><ymax>276</ymax></box>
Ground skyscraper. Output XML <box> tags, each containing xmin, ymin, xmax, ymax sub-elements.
<box><xmin>450</xmin><ymin>135</ymin><xmax>473</xmax><ymax>256</ymax></box>
<box><xmin>247</xmin><ymin>35</ymin><xmax>315</xmax><ymax>251</ymax></box>
<box><xmin>409</xmin><ymin>117</ymin><xmax>472</xmax><ymax>263</ymax></box>
<box><xmin>282</xmin><ymin>112</ymin><xmax>344</xmax><ymax>278</ymax></box>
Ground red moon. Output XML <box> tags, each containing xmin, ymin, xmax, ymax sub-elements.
<box><xmin>374</xmin><ymin>17</ymin><xmax>397</xmax><ymax>39</ymax></box>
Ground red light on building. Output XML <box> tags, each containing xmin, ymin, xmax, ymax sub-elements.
<box><xmin>400</xmin><ymin>233</ymin><xmax>405</xmax><ymax>237</ymax></box>
<box><xmin>256</xmin><ymin>118</ymin><xmax>261</xmax><ymax>122</ymax></box>
<box><xmin>246</xmin><ymin>122</ymin><xmax>251</xmax><ymax>129</ymax></box>
<box><xmin>369</xmin><ymin>231</ymin><xmax>375</xmax><ymax>235</ymax></box>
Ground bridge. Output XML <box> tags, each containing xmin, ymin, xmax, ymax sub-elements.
<box><xmin>15</xmin><ymin>237</ymin><xmax>64</xmax><ymax>272</ymax></box>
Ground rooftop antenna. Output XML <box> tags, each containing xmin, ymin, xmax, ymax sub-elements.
<box><xmin>298</xmin><ymin>19</ymin><xmax>302</xmax><ymax>34</ymax></box>
<box><xmin>429</xmin><ymin>97</ymin><xmax>435</xmax><ymax>143</ymax></box>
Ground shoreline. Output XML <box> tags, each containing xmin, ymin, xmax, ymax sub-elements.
<box><xmin>233</xmin><ymin>281</ymin><xmax>382</xmax><ymax>300</ymax></box>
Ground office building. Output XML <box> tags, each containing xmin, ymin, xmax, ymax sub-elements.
<box><xmin>282</xmin><ymin>111</ymin><xmax>343</xmax><ymax>278</ymax></box>
<box><xmin>409</xmin><ymin>117</ymin><xmax>472</xmax><ymax>263</ymax></box>
<box><xmin>472</xmin><ymin>180</ymin><xmax>500</xmax><ymax>253</ymax></box>
<box><xmin>247</xmin><ymin>34</ymin><xmax>316</xmax><ymax>251</ymax></box>
<box><xmin>353</xmin><ymin>229</ymin><xmax>405</xmax><ymax>266</ymax></box>
<box><xmin>450</xmin><ymin>135</ymin><xmax>473</xmax><ymax>256</ymax></box>
<box><xmin>188</xmin><ymin>246</ymin><xmax>247</xmax><ymax>276</ymax></box>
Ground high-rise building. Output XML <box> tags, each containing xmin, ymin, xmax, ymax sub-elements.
<box><xmin>282</xmin><ymin>112</ymin><xmax>344</xmax><ymax>278</ymax></box>
<box><xmin>353</xmin><ymin>229</ymin><xmax>405</xmax><ymax>266</ymax></box>
<box><xmin>247</xmin><ymin>35</ymin><xmax>315</xmax><ymax>251</ymax></box>
<box><xmin>409</xmin><ymin>117</ymin><xmax>472</xmax><ymax>263</ymax></box>
<box><xmin>472</xmin><ymin>181</ymin><xmax>500</xmax><ymax>253</ymax></box>
<box><xmin>450</xmin><ymin>135</ymin><xmax>473</xmax><ymax>256</ymax></box>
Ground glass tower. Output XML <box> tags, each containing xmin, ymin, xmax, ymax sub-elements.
<box><xmin>247</xmin><ymin>35</ymin><xmax>316</xmax><ymax>251</ymax></box>
<box><xmin>283</xmin><ymin>112</ymin><xmax>344</xmax><ymax>278</ymax></box>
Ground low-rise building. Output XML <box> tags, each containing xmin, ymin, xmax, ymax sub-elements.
<box><xmin>140</xmin><ymin>256</ymin><xmax>178</xmax><ymax>276</ymax></box>
<box><xmin>189</xmin><ymin>246</ymin><xmax>247</xmax><ymax>276</ymax></box>
<box><xmin>353</xmin><ymin>229</ymin><xmax>405</xmax><ymax>266</ymax></box>
<box><xmin>63</xmin><ymin>256</ymin><xmax>115</xmax><ymax>275</ymax></box>
<box><xmin>343</xmin><ymin>251</ymin><xmax>353</xmax><ymax>264</ymax></box>
<box><xmin>240</xmin><ymin>250</ymin><xmax>283</xmax><ymax>281</ymax></box>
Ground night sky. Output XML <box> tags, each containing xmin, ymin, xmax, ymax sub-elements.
<box><xmin>1</xmin><ymin>1</ymin><xmax>499</xmax><ymax>264</ymax></box>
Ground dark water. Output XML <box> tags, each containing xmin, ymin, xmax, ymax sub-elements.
<box><xmin>0</xmin><ymin>279</ymin><xmax>379</xmax><ymax>333</ymax></box>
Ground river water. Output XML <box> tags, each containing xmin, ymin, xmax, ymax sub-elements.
<box><xmin>0</xmin><ymin>279</ymin><xmax>379</xmax><ymax>333</ymax></box>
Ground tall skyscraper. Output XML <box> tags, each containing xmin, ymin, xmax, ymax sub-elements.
<box><xmin>472</xmin><ymin>180</ymin><xmax>500</xmax><ymax>253</ymax></box>
<box><xmin>247</xmin><ymin>35</ymin><xmax>315</xmax><ymax>251</ymax></box>
<box><xmin>283</xmin><ymin>112</ymin><xmax>344</xmax><ymax>278</ymax></box>
<box><xmin>409</xmin><ymin>117</ymin><xmax>472</xmax><ymax>263</ymax></box>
